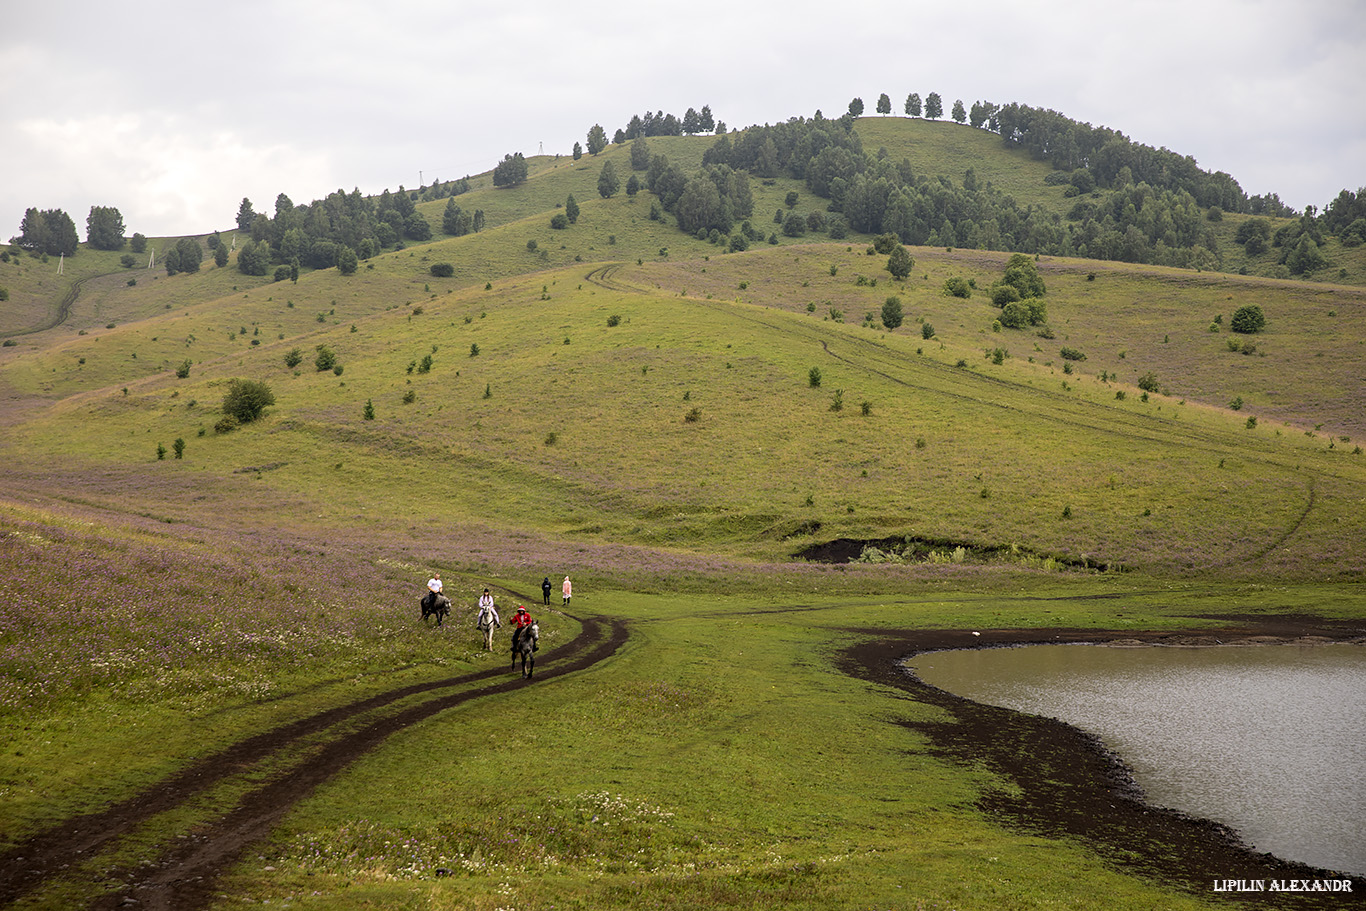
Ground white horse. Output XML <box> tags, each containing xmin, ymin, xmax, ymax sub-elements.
<box><xmin>476</xmin><ymin>603</ymin><xmax>501</xmax><ymax>651</ymax></box>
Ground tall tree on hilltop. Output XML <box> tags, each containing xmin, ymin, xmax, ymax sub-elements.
<box><xmin>925</xmin><ymin>92</ymin><xmax>943</xmax><ymax>120</ymax></box>
<box><xmin>492</xmin><ymin>152</ymin><xmax>528</xmax><ymax>187</ymax></box>
<box><xmin>848</xmin><ymin>97</ymin><xmax>864</xmax><ymax>117</ymax></box>
<box><xmin>905</xmin><ymin>93</ymin><xmax>922</xmax><ymax>117</ymax></box>
<box><xmin>876</xmin><ymin>93</ymin><xmax>891</xmax><ymax>115</ymax></box>
<box><xmin>235</xmin><ymin>198</ymin><xmax>255</xmax><ymax>231</ymax></box>
<box><xmin>683</xmin><ymin>107</ymin><xmax>701</xmax><ymax>134</ymax></box>
<box><xmin>86</xmin><ymin>205</ymin><xmax>125</xmax><ymax>250</ymax></box>
<box><xmin>699</xmin><ymin>105</ymin><xmax>715</xmax><ymax>132</ymax></box>
<box><xmin>572</xmin><ymin>141</ymin><xmax>583</xmax><ymax>161</ymax></box>
<box><xmin>951</xmin><ymin>99</ymin><xmax>966</xmax><ymax>123</ymax></box>
<box><xmin>586</xmin><ymin>123</ymin><xmax>608</xmax><ymax>155</ymax></box>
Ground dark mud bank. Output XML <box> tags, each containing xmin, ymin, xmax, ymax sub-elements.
<box><xmin>838</xmin><ymin>617</ymin><xmax>1366</xmax><ymax>908</ymax></box>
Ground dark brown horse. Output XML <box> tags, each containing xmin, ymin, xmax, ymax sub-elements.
<box><xmin>420</xmin><ymin>592</ymin><xmax>451</xmax><ymax>626</ymax></box>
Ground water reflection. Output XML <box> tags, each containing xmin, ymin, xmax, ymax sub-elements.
<box><xmin>907</xmin><ymin>642</ymin><xmax>1366</xmax><ymax>875</ymax></box>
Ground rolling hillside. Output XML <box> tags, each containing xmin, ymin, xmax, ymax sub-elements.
<box><xmin>2</xmin><ymin>110</ymin><xmax>1365</xmax><ymax>911</ymax></box>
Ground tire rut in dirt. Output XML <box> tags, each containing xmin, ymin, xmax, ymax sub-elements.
<box><xmin>0</xmin><ymin>615</ymin><xmax>623</xmax><ymax>909</ymax></box>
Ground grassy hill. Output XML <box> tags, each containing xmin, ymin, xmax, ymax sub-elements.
<box><xmin>2</xmin><ymin>113</ymin><xmax>1364</xmax><ymax>911</ymax></box>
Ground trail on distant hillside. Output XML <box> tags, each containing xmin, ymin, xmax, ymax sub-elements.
<box><xmin>0</xmin><ymin>612</ymin><xmax>628</xmax><ymax>911</ymax></box>
<box><xmin>5</xmin><ymin>273</ymin><xmax>93</xmax><ymax>337</ymax></box>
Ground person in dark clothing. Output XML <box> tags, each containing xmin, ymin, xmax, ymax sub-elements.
<box><xmin>541</xmin><ymin>576</ymin><xmax>552</xmax><ymax>605</ymax></box>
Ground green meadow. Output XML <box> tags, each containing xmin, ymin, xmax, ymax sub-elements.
<box><xmin>1</xmin><ymin>116</ymin><xmax>1363</xmax><ymax>909</ymax></box>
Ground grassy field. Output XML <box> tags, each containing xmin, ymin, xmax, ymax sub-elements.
<box><xmin>2</xmin><ymin>115</ymin><xmax>1364</xmax><ymax>909</ymax></box>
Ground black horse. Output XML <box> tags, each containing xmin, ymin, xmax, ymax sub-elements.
<box><xmin>511</xmin><ymin>622</ymin><xmax>539</xmax><ymax>678</ymax></box>
<box><xmin>421</xmin><ymin>592</ymin><xmax>451</xmax><ymax>626</ymax></box>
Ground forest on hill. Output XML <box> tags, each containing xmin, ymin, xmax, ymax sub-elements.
<box><xmin>8</xmin><ymin>97</ymin><xmax>1363</xmax><ymax>285</ymax></box>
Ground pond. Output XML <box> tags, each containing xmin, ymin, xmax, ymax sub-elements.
<box><xmin>907</xmin><ymin>642</ymin><xmax>1366</xmax><ymax>876</ymax></box>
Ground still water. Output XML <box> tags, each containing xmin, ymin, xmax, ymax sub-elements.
<box><xmin>907</xmin><ymin>642</ymin><xmax>1366</xmax><ymax>875</ymax></box>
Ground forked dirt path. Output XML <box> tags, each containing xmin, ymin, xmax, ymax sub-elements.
<box><xmin>0</xmin><ymin>614</ymin><xmax>627</xmax><ymax>911</ymax></box>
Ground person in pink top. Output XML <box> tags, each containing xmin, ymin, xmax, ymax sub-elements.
<box><xmin>561</xmin><ymin>575</ymin><xmax>572</xmax><ymax>605</ymax></box>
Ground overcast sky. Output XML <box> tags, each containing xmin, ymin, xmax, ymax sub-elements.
<box><xmin>3</xmin><ymin>0</ymin><xmax>1363</xmax><ymax>240</ymax></box>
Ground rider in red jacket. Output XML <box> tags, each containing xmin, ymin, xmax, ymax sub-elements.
<box><xmin>511</xmin><ymin>606</ymin><xmax>536</xmax><ymax>653</ymax></box>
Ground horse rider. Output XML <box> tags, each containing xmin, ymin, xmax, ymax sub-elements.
<box><xmin>476</xmin><ymin>588</ymin><xmax>501</xmax><ymax>650</ymax></box>
<box><xmin>511</xmin><ymin>606</ymin><xmax>536</xmax><ymax>654</ymax></box>
<box><xmin>541</xmin><ymin>576</ymin><xmax>552</xmax><ymax>605</ymax></box>
<box><xmin>424</xmin><ymin>572</ymin><xmax>443</xmax><ymax>611</ymax></box>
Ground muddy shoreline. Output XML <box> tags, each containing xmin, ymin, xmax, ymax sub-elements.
<box><xmin>837</xmin><ymin>616</ymin><xmax>1366</xmax><ymax>908</ymax></box>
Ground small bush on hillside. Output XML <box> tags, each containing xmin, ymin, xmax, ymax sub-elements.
<box><xmin>430</xmin><ymin>262</ymin><xmax>454</xmax><ymax>277</ymax></box>
<box><xmin>284</xmin><ymin>348</ymin><xmax>302</xmax><ymax>368</ymax></box>
<box><xmin>315</xmin><ymin>346</ymin><xmax>337</xmax><ymax>372</ymax></box>
<box><xmin>808</xmin><ymin>367</ymin><xmax>822</xmax><ymax>388</ymax></box>
<box><xmin>175</xmin><ymin>359</ymin><xmax>192</xmax><ymax>378</ymax></box>
<box><xmin>1136</xmin><ymin>372</ymin><xmax>1159</xmax><ymax>393</ymax></box>
<box><xmin>1230</xmin><ymin>305</ymin><xmax>1265</xmax><ymax>333</ymax></box>
<box><xmin>221</xmin><ymin>379</ymin><xmax>275</xmax><ymax>425</ymax></box>
<box><xmin>942</xmin><ymin>277</ymin><xmax>972</xmax><ymax>298</ymax></box>
<box><xmin>881</xmin><ymin>296</ymin><xmax>903</xmax><ymax>329</ymax></box>
<box><xmin>684</xmin><ymin>407</ymin><xmax>702</xmax><ymax>423</ymax></box>
<box><xmin>1060</xmin><ymin>347</ymin><xmax>1086</xmax><ymax>361</ymax></box>
<box><xmin>921</xmin><ymin>323</ymin><xmax>935</xmax><ymax>340</ymax></box>
<box><xmin>550</xmin><ymin>213</ymin><xmax>569</xmax><ymax>230</ymax></box>
<box><xmin>607</xmin><ymin>314</ymin><xmax>621</xmax><ymax>327</ymax></box>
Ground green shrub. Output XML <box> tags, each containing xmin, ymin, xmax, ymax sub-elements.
<box><xmin>175</xmin><ymin>359</ymin><xmax>192</xmax><ymax>378</ymax></box>
<box><xmin>430</xmin><ymin>262</ymin><xmax>455</xmax><ymax>277</ymax></box>
<box><xmin>284</xmin><ymin>348</ymin><xmax>302</xmax><ymax>368</ymax></box>
<box><xmin>684</xmin><ymin>407</ymin><xmax>702</xmax><ymax>423</ymax></box>
<box><xmin>220</xmin><ymin>379</ymin><xmax>275</xmax><ymax>424</ymax></box>
<box><xmin>881</xmin><ymin>295</ymin><xmax>903</xmax><ymax>329</ymax></box>
<box><xmin>172</xmin><ymin>438</ymin><xmax>185</xmax><ymax>459</ymax></box>
<box><xmin>607</xmin><ymin>314</ymin><xmax>621</xmax><ymax>327</ymax></box>
<box><xmin>363</xmin><ymin>399</ymin><xmax>375</xmax><ymax>420</ymax></box>
<box><xmin>1230</xmin><ymin>304</ymin><xmax>1265</xmax><ymax>333</ymax></box>
<box><xmin>1137</xmin><ymin>372</ymin><xmax>1159</xmax><ymax>393</ymax></box>
<box><xmin>550</xmin><ymin>213</ymin><xmax>569</xmax><ymax>230</ymax></box>
<box><xmin>1060</xmin><ymin>347</ymin><xmax>1086</xmax><ymax>361</ymax></box>
<box><xmin>921</xmin><ymin>323</ymin><xmax>935</xmax><ymax>340</ymax></box>
<box><xmin>808</xmin><ymin>366</ymin><xmax>822</xmax><ymax>388</ymax></box>
<box><xmin>314</xmin><ymin>346</ymin><xmax>337</xmax><ymax>371</ymax></box>
<box><xmin>402</xmin><ymin>390</ymin><xmax>417</xmax><ymax>404</ymax></box>
<box><xmin>942</xmin><ymin>277</ymin><xmax>972</xmax><ymax>298</ymax></box>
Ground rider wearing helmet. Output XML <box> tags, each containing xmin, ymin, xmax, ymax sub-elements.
<box><xmin>511</xmin><ymin>606</ymin><xmax>536</xmax><ymax>654</ymax></box>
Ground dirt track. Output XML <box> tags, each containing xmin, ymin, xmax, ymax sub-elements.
<box><xmin>0</xmin><ymin>614</ymin><xmax>627</xmax><ymax>911</ymax></box>
<box><xmin>838</xmin><ymin>616</ymin><xmax>1366</xmax><ymax>909</ymax></box>
<box><xmin>5</xmin><ymin>613</ymin><xmax>1363</xmax><ymax>909</ymax></box>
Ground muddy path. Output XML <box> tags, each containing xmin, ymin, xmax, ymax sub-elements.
<box><xmin>838</xmin><ymin>617</ymin><xmax>1366</xmax><ymax>909</ymax></box>
<box><xmin>0</xmin><ymin>614</ymin><xmax>627</xmax><ymax>910</ymax></box>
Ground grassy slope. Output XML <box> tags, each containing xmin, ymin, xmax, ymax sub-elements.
<box><xmin>2</xmin><ymin>117</ymin><xmax>1364</xmax><ymax>910</ymax></box>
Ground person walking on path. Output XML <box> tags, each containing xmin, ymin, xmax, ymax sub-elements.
<box><xmin>561</xmin><ymin>576</ymin><xmax>572</xmax><ymax>606</ymax></box>
<box><xmin>541</xmin><ymin>576</ymin><xmax>552</xmax><ymax>605</ymax></box>
<box><xmin>476</xmin><ymin>588</ymin><xmax>500</xmax><ymax>651</ymax></box>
